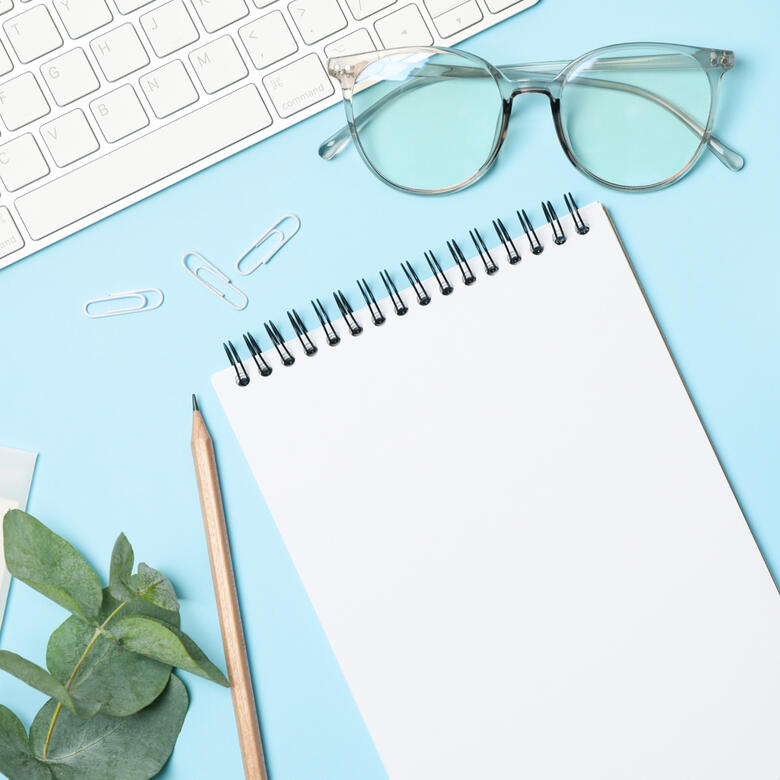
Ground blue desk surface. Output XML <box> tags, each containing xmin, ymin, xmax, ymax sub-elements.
<box><xmin>1</xmin><ymin>1</ymin><xmax>778</xmax><ymax>777</ymax></box>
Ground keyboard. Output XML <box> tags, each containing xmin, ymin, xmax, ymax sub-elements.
<box><xmin>0</xmin><ymin>0</ymin><xmax>539</xmax><ymax>269</ymax></box>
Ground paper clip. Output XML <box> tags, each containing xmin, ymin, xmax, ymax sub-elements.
<box><xmin>234</xmin><ymin>214</ymin><xmax>300</xmax><ymax>275</ymax></box>
<box><xmin>182</xmin><ymin>251</ymin><xmax>248</xmax><ymax>310</ymax></box>
<box><xmin>83</xmin><ymin>288</ymin><xmax>164</xmax><ymax>318</ymax></box>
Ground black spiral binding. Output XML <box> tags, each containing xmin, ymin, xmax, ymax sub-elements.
<box><xmin>564</xmin><ymin>192</ymin><xmax>589</xmax><ymax>235</ymax></box>
<box><xmin>517</xmin><ymin>208</ymin><xmax>543</xmax><ymax>254</ymax></box>
<box><xmin>447</xmin><ymin>238</ymin><xmax>476</xmax><ymax>285</ymax></box>
<box><xmin>424</xmin><ymin>251</ymin><xmax>453</xmax><ymax>295</ymax></box>
<box><xmin>224</xmin><ymin>341</ymin><xmax>249</xmax><ymax>386</ymax></box>
<box><xmin>380</xmin><ymin>269</ymin><xmax>408</xmax><ymax>315</ymax></box>
<box><xmin>288</xmin><ymin>309</ymin><xmax>317</xmax><ymax>355</ymax></box>
<box><xmin>491</xmin><ymin>219</ymin><xmax>518</xmax><ymax>266</ymax></box>
<box><xmin>333</xmin><ymin>290</ymin><xmax>363</xmax><ymax>335</ymax></box>
<box><xmin>265</xmin><ymin>320</ymin><xmax>295</xmax><ymax>365</ymax></box>
<box><xmin>541</xmin><ymin>200</ymin><xmax>566</xmax><ymax>245</ymax></box>
<box><xmin>311</xmin><ymin>297</ymin><xmax>340</xmax><ymax>345</ymax></box>
<box><xmin>401</xmin><ymin>261</ymin><xmax>431</xmax><ymax>305</ymax></box>
<box><xmin>357</xmin><ymin>277</ymin><xmax>386</xmax><ymax>325</ymax></box>
<box><xmin>243</xmin><ymin>332</ymin><xmax>272</xmax><ymax>376</ymax></box>
<box><xmin>223</xmin><ymin>194</ymin><xmax>589</xmax><ymax>385</ymax></box>
<box><xmin>471</xmin><ymin>227</ymin><xmax>501</xmax><ymax>272</ymax></box>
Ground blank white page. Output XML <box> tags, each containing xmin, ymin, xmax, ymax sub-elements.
<box><xmin>213</xmin><ymin>203</ymin><xmax>780</xmax><ymax>779</ymax></box>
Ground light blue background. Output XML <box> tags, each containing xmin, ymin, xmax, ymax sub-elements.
<box><xmin>1</xmin><ymin>0</ymin><xmax>778</xmax><ymax>777</ymax></box>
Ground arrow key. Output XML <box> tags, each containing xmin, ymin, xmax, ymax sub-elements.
<box><xmin>428</xmin><ymin>0</ymin><xmax>482</xmax><ymax>37</ymax></box>
<box><xmin>374</xmin><ymin>4</ymin><xmax>433</xmax><ymax>48</ymax></box>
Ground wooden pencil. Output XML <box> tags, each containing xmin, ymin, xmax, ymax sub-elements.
<box><xmin>190</xmin><ymin>394</ymin><xmax>268</xmax><ymax>780</ymax></box>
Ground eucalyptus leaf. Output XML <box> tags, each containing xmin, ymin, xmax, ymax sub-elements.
<box><xmin>47</xmin><ymin>615</ymin><xmax>172</xmax><ymax>718</ymax></box>
<box><xmin>101</xmin><ymin>588</ymin><xmax>180</xmax><ymax>632</ymax></box>
<box><xmin>0</xmin><ymin>705</ymin><xmax>52</xmax><ymax>780</ymax></box>
<box><xmin>29</xmin><ymin>675</ymin><xmax>189</xmax><ymax>780</ymax></box>
<box><xmin>135</xmin><ymin>564</ymin><xmax>179</xmax><ymax>612</ymax></box>
<box><xmin>1</xmin><ymin>517</ymin><xmax>226</xmax><ymax>778</ymax></box>
<box><xmin>0</xmin><ymin>651</ymin><xmax>92</xmax><ymax>718</ymax></box>
<box><xmin>114</xmin><ymin>616</ymin><xmax>229</xmax><ymax>687</ymax></box>
<box><xmin>3</xmin><ymin>511</ymin><xmax>102</xmax><ymax>621</ymax></box>
<box><xmin>45</xmin><ymin>587</ymin><xmax>178</xmax><ymax>718</ymax></box>
<box><xmin>109</xmin><ymin>534</ymin><xmax>135</xmax><ymax>603</ymax></box>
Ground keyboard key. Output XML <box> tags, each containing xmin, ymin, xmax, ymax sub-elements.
<box><xmin>40</xmin><ymin>108</ymin><xmax>99</xmax><ymax>166</ymax></box>
<box><xmin>263</xmin><ymin>52</ymin><xmax>333</xmax><ymax>119</ymax></box>
<box><xmin>91</xmin><ymin>23</ymin><xmax>149</xmax><ymax>81</ymax></box>
<box><xmin>114</xmin><ymin>0</ymin><xmax>154</xmax><ymax>12</ymax></box>
<box><xmin>424</xmin><ymin>0</ymin><xmax>461</xmax><ymax>12</ymax></box>
<box><xmin>4</xmin><ymin>6</ymin><xmax>63</xmax><ymax>63</ymax></box>
<box><xmin>0</xmin><ymin>133</ymin><xmax>49</xmax><ymax>190</ymax></box>
<box><xmin>0</xmin><ymin>0</ymin><xmax>13</xmax><ymax>16</ymax></box>
<box><xmin>288</xmin><ymin>0</ymin><xmax>346</xmax><ymax>45</ymax></box>
<box><xmin>374</xmin><ymin>4</ymin><xmax>432</xmax><ymax>47</ymax></box>
<box><xmin>427</xmin><ymin>0</ymin><xmax>481</xmax><ymax>37</ymax></box>
<box><xmin>484</xmin><ymin>0</ymin><xmax>526</xmax><ymax>10</ymax></box>
<box><xmin>91</xmin><ymin>83</ymin><xmax>148</xmax><ymax>141</ymax></box>
<box><xmin>189</xmin><ymin>36</ymin><xmax>248</xmax><ymax>94</ymax></box>
<box><xmin>344</xmin><ymin>0</ymin><xmax>395</xmax><ymax>20</ymax></box>
<box><xmin>54</xmin><ymin>0</ymin><xmax>113</xmax><ymax>39</ymax></box>
<box><xmin>0</xmin><ymin>206</ymin><xmax>25</xmax><ymax>261</ymax></box>
<box><xmin>16</xmin><ymin>85</ymin><xmax>273</xmax><ymax>239</ymax></box>
<box><xmin>239</xmin><ymin>12</ymin><xmax>297</xmax><ymax>70</ymax></box>
<box><xmin>140</xmin><ymin>0</ymin><xmax>199</xmax><ymax>57</ymax></box>
<box><xmin>0</xmin><ymin>72</ymin><xmax>50</xmax><ymax>131</ymax></box>
<box><xmin>140</xmin><ymin>59</ymin><xmax>198</xmax><ymax>118</ymax></box>
<box><xmin>189</xmin><ymin>0</ymin><xmax>248</xmax><ymax>33</ymax></box>
<box><xmin>0</xmin><ymin>41</ymin><xmax>13</xmax><ymax>77</ymax></box>
<box><xmin>41</xmin><ymin>48</ymin><xmax>100</xmax><ymax>106</ymax></box>
<box><xmin>324</xmin><ymin>28</ymin><xmax>375</xmax><ymax>58</ymax></box>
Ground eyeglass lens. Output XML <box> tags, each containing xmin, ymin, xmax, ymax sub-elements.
<box><xmin>351</xmin><ymin>51</ymin><xmax>505</xmax><ymax>192</ymax></box>
<box><xmin>559</xmin><ymin>45</ymin><xmax>713</xmax><ymax>188</ymax></box>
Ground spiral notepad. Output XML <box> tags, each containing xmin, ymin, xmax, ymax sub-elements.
<box><xmin>213</xmin><ymin>199</ymin><xmax>780</xmax><ymax>779</ymax></box>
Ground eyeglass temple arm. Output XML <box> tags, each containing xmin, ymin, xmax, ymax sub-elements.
<box><xmin>318</xmin><ymin>59</ymin><xmax>744</xmax><ymax>172</ymax></box>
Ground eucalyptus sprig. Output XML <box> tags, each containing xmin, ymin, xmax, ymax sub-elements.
<box><xmin>0</xmin><ymin>510</ymin><xmax>229</xmax><ymax>780</ymax></box>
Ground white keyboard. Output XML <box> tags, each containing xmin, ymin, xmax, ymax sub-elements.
<box><xmin>0</xmin><ymin>0</ymin><xmax>539</xmax><ymax>269</ymax></box>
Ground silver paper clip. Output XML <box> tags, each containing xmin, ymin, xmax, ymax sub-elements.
<box><xmin>234</xmin><ymin>213</ymin><xmax>300</xmax><ymax>275</ymax></box>
<box><xmin>83</xmin><ymin>288</ymin><xmax>164</xmax><ymax>318</ymax></box>
<box><xmin>182</xmin><ymin>251</ymin><xmax>248</xmax><ymax>310</ymax></box>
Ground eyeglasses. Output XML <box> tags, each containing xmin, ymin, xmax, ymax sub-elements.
<box><xmin>320</xmin><ymin>43</ymin><xmax>743</xmax><ymax>195</ymax></box>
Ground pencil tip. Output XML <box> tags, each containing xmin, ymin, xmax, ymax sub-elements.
<box><xmin>192</xmin><ymin>394</ymin><xmax>198</xmax><ymax>411</ymax></box>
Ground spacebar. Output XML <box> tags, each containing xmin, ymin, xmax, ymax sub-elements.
<box><xmin>16</xmin><ymin>85</ymin><xmax>273</xmax><ymax>241</ymax></box>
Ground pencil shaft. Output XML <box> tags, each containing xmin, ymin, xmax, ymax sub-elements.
<box><xmin>191</xmin><ymin>409</ymin><xmax>267</xmax><ymax>780</ymax></box>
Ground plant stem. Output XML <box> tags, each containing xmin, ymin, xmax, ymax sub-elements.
<box><xmin>41</xmin><ymin>703</ymin><xmax>61</xmax><ymax>761</ymax></box>
<box><xmin>42</xmin><ymin>601</ymin><xmax>128</xmax><ymax>760</ymax></box>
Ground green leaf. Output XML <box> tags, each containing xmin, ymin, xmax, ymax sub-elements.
<box><xmin>101</xmin><ymin>588</ymin><xmax>180</xmax><ymax>631</ymax></box>
<box><xmin>45</xmin><ymin>588</ymin><xmax>178</xmax><ymax>718</ymax></box>
<box><xmin>47</xmin><ymin>614</ymin><xmax>172</xmax><ymax>718</ymax></box>
<box><xmin>107</xmin><ymin>536</ymin><xmax>180</xmax><ymax>616</ymax></box>
<box><xmin>0</xmin><ymin>651</ymin><xmax>93</xmax><ymax>718</ymax></box>
<box><xmin>29</xmin><ymin>675</ymin><xmax>189</xmax><ymax>780</ymax></box>
<box><xmin>135</xmin><ymin>563</ymin><xmax>179</xmax><ymax>612</ymax></box>
<box><xmin>3</xmin><ymin>510</ymin><xmax>102</xmax><ymax>621</ymax></box>
<box><xmin>113</xmin><ymin>616</ymin><xmax>229</xmax><ymax>687</ymax></box>
<box><xmin>109</xmin><ymin>534</ymin><xmax>135</xmax><ymax>603</ymax></box>
<box><xmin>0</xmin><ymin>705</ymin><xmax>52</xmax><ymax>780</ymax></box>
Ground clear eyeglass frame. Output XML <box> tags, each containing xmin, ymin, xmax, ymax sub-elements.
<box><xmin>320</xmin><ymin>42</ymin><xmax>744</xmax><ymax>195</ymax></box>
